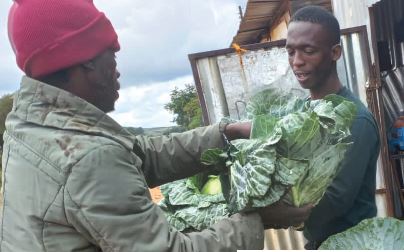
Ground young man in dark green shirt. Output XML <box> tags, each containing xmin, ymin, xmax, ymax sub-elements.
<box><xmin>285</xmin><ymin>6</ymin><xmax>380</xmax><ymax>249</ymax></box>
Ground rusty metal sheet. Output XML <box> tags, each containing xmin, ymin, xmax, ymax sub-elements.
<box><xmin>233</xmin><ymin>0</ymin><xmax>283</xmax><ymax>45</ymax></box>
<box><xmin>244</xmin><ymin>2</ymin><xmax>280</xmax><ymax>18</ymax></box>
<box><xmin>233</xmin><ymin>0</ymin><xmax>332</xmax><ymax>45</ymax></box>
<box><xmin>239</xmin><ymin>18</ymin><xmax>272</xmax><ymax>32</ymax></box>
<box><xmin>232</xmin><ymin>29</ymin><xmax>267</xmax><ymax>45</ymax></box>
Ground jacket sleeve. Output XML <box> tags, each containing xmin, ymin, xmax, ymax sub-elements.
<box><xmin>65</xmin><ymin>144</ymin><xmax>264</xmax><ymax>252</ymax></box>
<box><xmin>135</xmin><ymin>124</ymin><xmax>226</xmax><ymax>187</ymax></box>
<box><xmin>304</xmin><ymin>116</ymin><xmax>380</xmax><ymax>236</ymax></box>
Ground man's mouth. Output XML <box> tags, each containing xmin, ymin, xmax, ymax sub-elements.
<box><xmin>294</xmin><ymin>72</ymin><xmax>310</xmax><ymax>82</ymax></box>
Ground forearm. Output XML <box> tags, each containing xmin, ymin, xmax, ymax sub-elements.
<box><xmin>137</xmin><ymin>124</ymin><xmax>225</xmax><ymax>187</ymax></box>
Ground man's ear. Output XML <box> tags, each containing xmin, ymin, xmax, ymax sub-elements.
<box><xmin>331</xmin><ymin>44</ymin><xmax>342</xmax><ymax>61</ymax></box>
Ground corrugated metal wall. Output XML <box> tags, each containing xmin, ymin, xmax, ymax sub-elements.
<box><xmin>333</xmin><ymin>0</ymin><xmax>404</xmax><ymax>218</ymax></box>
<box><xmin>264</xmin><ymin>229</ymin><xmax>305</xmax><ymax>250</ymax></box>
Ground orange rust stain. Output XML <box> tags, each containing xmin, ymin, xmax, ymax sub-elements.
<box><xmin>232</xmin><ymin>43</ymin><xmax>247</xmax><ymax>67</ymax></box>
<box><xmin>149</xmin><ymin>187</ymin><xmax>163</xmax><ymax>203</ymax></box>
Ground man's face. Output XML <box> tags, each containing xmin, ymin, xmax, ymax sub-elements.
<box><xmin>286</xmin><ymin>21</ymin><xmax>338</xmax><ymax>90</ymax></box>
<box><xmin>90</xmin><ymin>49</ymin><xmax>120</xmax><ymax>113</ymax></box>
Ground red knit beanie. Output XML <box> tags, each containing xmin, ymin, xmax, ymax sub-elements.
<box><xmin>8</xmin><ymin>0</ymin><xmax>120</xmax><ymax>78</ymax></box>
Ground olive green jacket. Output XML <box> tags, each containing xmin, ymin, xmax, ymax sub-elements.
<box><xmin>0</xmin><ymin>77</ymin><xmax>264</xmax><ymax>252</ymax></box>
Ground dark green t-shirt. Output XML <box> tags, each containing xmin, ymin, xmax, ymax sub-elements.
<box><xmin>303</xmin><ymin>87</ymin><xmax>380</xmax><ymax>247</ymax></box>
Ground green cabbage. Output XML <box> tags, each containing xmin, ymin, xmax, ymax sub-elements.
<box><xmin>159</xmin><ymin>173</ymin><xmax>229</xmax><ymax>231</ymax></box>
<box><xmin>202</xmin><ymin>88</ymin><xmax>357</xmax><ymax>213</ymax></box>
<box><xmin>319</xmin><ymin>217</ymin><xmax>404</xmax><ymax>249</ymax></box>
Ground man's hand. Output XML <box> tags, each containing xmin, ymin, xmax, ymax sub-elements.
<box><xmin>256</xmin><ymin>201</ymin><xmax>313</xmax><ymax>229</ymax></box>
<box><xmin>224</xmin><ymin>122</ymin><xmax>251</xmax><ymax>140</ymax></box>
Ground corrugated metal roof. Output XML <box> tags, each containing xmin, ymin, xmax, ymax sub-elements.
<box><xmin>232</xmin><ymin>0</ymin><xmax>285</xmax><ymax>45</ymax></box>
<box><xmin>232</xmin><ymin>0</ymin><xmax>332</xmax><ymax>45</ymax></box>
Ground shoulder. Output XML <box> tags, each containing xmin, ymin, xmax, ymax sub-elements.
<box><xmin>64</xmin><ymin>134</ymin><xmax>142</xmax><ymax>184</ymax></box>
<box><xmin>65</xmin><ymin>143</ymin><xmax>145</xmax><ymax>196</ymax></box>
<box><xmin>73</xmin><ymin>142</ymin><xmax>138</xmax><ymax>172</ymax></box>
<box><xmin>338</xmin><ymin>88</ymin><xmax>380</xmax><ymax>148</ymax></box>
<box><xmin>353</xmin><ymin>105</ymin><xmax>379</xmax><ymax>137</ymax></box>
<box><xmin>339</xmin><ymin>88</ymin><xmax>378</xmax><ymax>133</ymax></box>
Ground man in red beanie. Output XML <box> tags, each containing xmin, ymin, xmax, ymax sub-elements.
<box><xmin>0</xmin><ymin>0</ymin><xmax>312</xmax><ymax>251</ymax></box>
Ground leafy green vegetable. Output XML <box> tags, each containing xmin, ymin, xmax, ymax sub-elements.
<box><xmin>158</xmin><ymin>200</ymin><xmax>189</xmax><ymax>231</ymax></box>
<box><xmin>175</xmin><ymin>203</ymin><xmax>229</xmax><ymax>231</ymax></box>
<box><xmin>246</xmin><ymin>88</ymin><xmax>305</xmax><ymax>118</ymax></box>
<box><xmin>159</xmin><ymin>173</ymin><xmax>229</xmax><ymax>231</ymax></box>
<box><xmin>199</xmin><ymin>148</ymin><xmax>228</xmax><ymax>167</ymax></box>
<box><xmin>202</xmin><ymin>88</ymin><xmax>357</xmax><ymax>212</ymax></box>
<box><xmin>319</xmin><ymin>217</ymin><xmax>404</xmax><ymax>249</ymax></box>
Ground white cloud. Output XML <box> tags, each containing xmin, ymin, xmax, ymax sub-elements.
<box><xmin>110</xmin><ymin>75</ymin><xmax>192</xmax><ymax>127</ymax></box>
<box><xmin>94</xmin><ymin>0</ymin><xmax>245</xmax><ymax>86</ymax></box>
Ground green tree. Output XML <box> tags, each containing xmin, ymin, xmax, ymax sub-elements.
<box><xmin>165</xmin><ymin>84</ymin><xmax>203</xmax><ymax>130</ymax></box>
<box><xmin>0</xmin><ymin>94</ymin><xmax>13</xmax><ymax>189</ymax></box>
<box><xmin>0</xmin><ymin>94</ymin><xmax>13</xmax><ymax>140</ymax></box>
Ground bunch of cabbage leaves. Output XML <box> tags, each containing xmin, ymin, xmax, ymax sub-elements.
<box><xmin>201</xmin><ymin>88</ymin><xmax>357</xmax><ymax>213</ymax></box>
<box><xmin>319</xmin><ymin>217</ymin><xmax>404</xmax><ymax>249</ymax></box>
<box><xmin>158</xmin><ymin>173</ymin><xmax>230</xmax><ymax>231</ymax></box>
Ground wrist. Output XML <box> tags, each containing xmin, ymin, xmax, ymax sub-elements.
<box><xmin>219</xmin><ymin>120</ymin><xmax>230</xmax><ymax>135</ymax></box>
<box><xmin>219</xmin><ymin>120</ymin><xmax>230</xmax><ymax>145</ymax></box>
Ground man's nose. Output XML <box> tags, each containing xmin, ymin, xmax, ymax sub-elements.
<box><xmin>116</xmin><ymin>69</ymin><xmax>120</xmax><ymax>79</ymax></box>
<box><xmin>292</xmin><ymin>51</ymin><xmax>305</xmax><ymax>67</ymax></box>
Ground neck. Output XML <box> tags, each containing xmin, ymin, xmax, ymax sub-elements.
<box><xmin>39</xmin><ymin>66</ymin><xmax>94</xmax><ymax>104</ymax></box>
<box><xmin>310</xmin><ymin>70</ymin><xmax>343</xmax><ymax>100</ymax></box>
<box><xmin>37</xmin><ymin>70</ymin><xmax>69</xmax><ymax>89</ymax></box>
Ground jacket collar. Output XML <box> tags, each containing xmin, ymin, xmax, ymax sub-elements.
<box><xmin>13</xmin><ymin>76</ymin><xmax>136</xmax><ymax>150</ymax></box>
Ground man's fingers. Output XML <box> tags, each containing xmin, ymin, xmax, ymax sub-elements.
<box><xmin>259</xmin><ymin>202</ymin><xmax>314</xmax><ymax>229</ymax></box>
<box><xmin>289</xmin><ymin>204</ymin><xmax>314</xmax><ymax>223</ymax></box>
<box><xmin>295</xmin><ymin>204</ymin><xmax>314</xmax><ymax>215</ymax></box>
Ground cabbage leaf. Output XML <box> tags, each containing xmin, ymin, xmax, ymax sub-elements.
<box><xmin>319</xmin><ymin>217</ymin><xmax>404</xmax><ymax>249</ymax></box>
<box><xmin>159</xmin><ymin>174</ymin><xmax>229</xmax><ymax>231</ymax></box>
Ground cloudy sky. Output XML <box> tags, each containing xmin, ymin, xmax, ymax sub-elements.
<box><xmin>0</xmin><ymin>0</ymin><xmax>246</xmax><ymax>127</ymax></box>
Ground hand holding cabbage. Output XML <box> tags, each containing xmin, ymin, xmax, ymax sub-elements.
<box><xmin>256</xmin><ymin>200</ymin><xmax>313</xmax><ymax>229</ymax></box>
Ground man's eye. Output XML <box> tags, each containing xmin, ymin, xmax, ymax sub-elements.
<box><xmin>287</xmin><ymin>50</ymin><xmax>295</xmax><ymax>56</ymax></box>
<box><xmin>304</xmin><ymin>48</ymin><xmax>315</xmax><ymax>54</ymax></box>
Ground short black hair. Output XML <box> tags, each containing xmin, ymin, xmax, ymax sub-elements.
<box><xmin>290</xmin><ymin>6</ymin><xmax>341</xmax><ymax>45</ymax></box>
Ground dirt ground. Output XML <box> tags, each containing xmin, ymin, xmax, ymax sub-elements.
<box><xmin>150</xmin><ymin>187</ymin><xmax>163</xmax><ymax>203</ymax></box>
